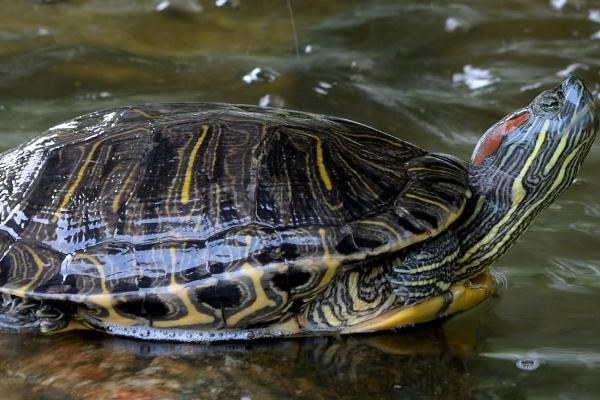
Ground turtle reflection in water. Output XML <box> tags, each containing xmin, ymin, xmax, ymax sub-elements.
<box><xmin>0</xmin><ymin>76</ymin><xmax>597</xmax><ymax>341</ymax></box>
<box><xmin>0</xmin><ymin>331</ymin><xmax>472</xmax><ymax>399</ymax></box>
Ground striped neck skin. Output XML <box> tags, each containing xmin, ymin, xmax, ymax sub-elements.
<box><xmin>454</xmin><ymin>76</ymin><xmax>599</xmax><ymax>281</ymax></box>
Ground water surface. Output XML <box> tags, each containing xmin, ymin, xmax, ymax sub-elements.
<box><xmin>0</xmin><ymin>1</ymin><xmax>599</xmax><ymax>399</ymax></box>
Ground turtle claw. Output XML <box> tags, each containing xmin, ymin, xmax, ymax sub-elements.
<box><xmin>12</xmin><ymin>298</ymin><xmax>41</xmax><ymax>315</ymax></box>
<box><xmin>35</xmin><ymin>304</ymin><xmax>68</xmax><ymax>333</ymax></box>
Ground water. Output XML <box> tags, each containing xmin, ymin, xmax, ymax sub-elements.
<box><xmin>0</xmin><ymin>0</ymin><xmax>599</xmax><ymax>398</ymax></box>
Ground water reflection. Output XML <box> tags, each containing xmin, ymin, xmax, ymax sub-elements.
<box><xmin>0</xmin><ymin>325</ymin><xmax>476</xmax><ymax>400</ymax></box>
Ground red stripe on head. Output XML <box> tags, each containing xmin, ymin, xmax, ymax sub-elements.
<box><xmin>472</xmin><ymin>111</ymin><xmax>530</xmax><ymax>166</ymax></box>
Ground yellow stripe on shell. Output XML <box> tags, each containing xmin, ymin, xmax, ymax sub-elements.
<box><xmin>153</xmin><ymin>247</ymin><xmax>215</xmax><ymax>327</ymax></box>
<box><xmin>226</xmin><ymin>263</ymin><xmax>278</xmax><ymax>327</ymax></box>
<box><xmin>317</xmin><ymin>228</ymin><xmax>340</xmax><ymax>289</ymax></box>
<box><xmin>11</xmin><ymin>245</ymin><xmax>45</xmax><ymax>298</ymax></box>
<box><xmin>111</xmin><ymin>161</ymin><xmax>140</xmax><ymax>213</ymax></box>
<box><xmin>181</xmin><ymin>125</ymin><xmax>209</xmax><ymax>204</ymax></box>
<box><xmin>315</xmin><ymin>138</ymin><xmax>333</xmax><ymax>191</ymax></box>
<box><xmin>76</xmin><ymin>253</ymin><xmax>136</xmax><ymax>326</ymax></box>
<box><xmin>52</xmin><ymin>141</ymin><xmax>101</xmax><ymax>223</ymax></box>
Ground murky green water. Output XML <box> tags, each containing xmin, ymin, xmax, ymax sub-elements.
<box><xmin>0</xmin><ymin>0</ymin><xmax>599</xmax><ymax>399</ymax></box>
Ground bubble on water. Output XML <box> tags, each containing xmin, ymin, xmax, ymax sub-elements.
<box><xmin>215</xmin><ymin>0</ymin><xmax>239</xmax><ymax>7</ymax></box>
<box><xmin>84</xmin><ymin>315</ymin><xmax>297</xmax><ymax>343</ymax></box>
<box><xmin>155</xmin><ymin>0</ymin><xmax>203</xmax><ymax>14</ymax></box>
<box><xmin>453</xmin><ymin>65</ymin><xmax>498</xmax><ymax>90</ymax></box>
<box><xmin>550</xmin><ymin>0</ymin><xmax>567</xmax><ymax>11</ymax></box>
<box><xmin>589</xmin><ymin>9</ymin><xmax>600</xmax><ymax>24</ymax></box>
<box><xmin>571</xmin><ymin>177</ymin><xmax>587</xmax><ymax>187</ymax></box>
<box><xmin>304</xmin><ymin>44</ymin><xmax>313</xmax><ymax>54</ymax></box>
<box><xmin>516</xmin><ymin>358</ymin><xmax>541</xmax><ymax>371</ymax></box>
<box><xmin>314</xmin><ymin>81</ymin><xmax>333</xmax><ymax>96</ymax></box>
<box><xmin>258</xmin><ymin>94</ymin><xmax>284</xmax><ymax>108</ymax></box>
<box><xmin>556</xmin><ymin>63</ymin><xmax>589</xmax><ymax>77</ymax></box>
<box><xmin>242</xmin><ymin>67</ymin><xmax>278</xmax><ymax>84</ymax></box>
<box><xmin>79</xmin><ymin>91</ymin><xmax>113</xmax><ymax>100</ymax></box>
<box><xmin>444</xmin><ymin>17</ymin><xmax>464</xmax><ymax>32</ymax></box>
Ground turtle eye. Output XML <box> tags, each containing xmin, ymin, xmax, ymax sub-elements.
<box><xmin>538</xmin><ymin>93</ymin><xmax>561</xmax><ymax>114</ymax></box>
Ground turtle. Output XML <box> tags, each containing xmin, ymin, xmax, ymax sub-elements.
<box><xmin>0</xmin><ymin>76</ymin><xmax>597</xmax><ymax>342</ymax></box>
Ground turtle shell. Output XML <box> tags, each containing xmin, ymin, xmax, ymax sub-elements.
<box><xmin>0</xmin><ymin>103</ymin><xmax>469</xmax><ymax>330</ymax></box>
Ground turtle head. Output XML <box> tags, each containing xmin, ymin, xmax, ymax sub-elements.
<box><xmin>456</xmin><ymin>76</ymin><xmax>598</xmax><ymax>279</ymax></box>
<box><xmin>471</xmin><ymin>75</ymin><xmax>598</xmax><ymax>192</ymax></box>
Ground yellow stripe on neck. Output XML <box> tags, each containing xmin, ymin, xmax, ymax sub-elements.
<box><xmin>458</xmin><ymin>120</ymin><xmax>550</xmax><ymax>268</ymax></box>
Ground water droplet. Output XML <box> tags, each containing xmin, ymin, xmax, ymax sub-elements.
<box><xmin>258</xmin><ymin>94</ymin><xmax>284</xmax><ymax>108</ymax></box>
<box><xmin>242</xmin><ymin>67</ymin><xmax>278</xmax><ymax>84</ymax></box>
<box><xmin>304</xmin><ymin>44</ymin><xmax>313</xmax><ymax>53</ymax></box>
<box><xmin>516</xmin><ymin>358</ymin><xmax>541</xmax><ymax>371</ymax></box>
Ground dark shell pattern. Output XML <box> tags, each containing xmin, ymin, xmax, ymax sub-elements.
<box><xmin>0</xmin><ymin>103</ymin><xmax>469</xmax><ymax>331</ymax></box>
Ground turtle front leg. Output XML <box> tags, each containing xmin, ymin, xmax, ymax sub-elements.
<box><xmin>0</xmin><ymin>294</ymin><xmax>68</xmax><ymax>334</ymax></box>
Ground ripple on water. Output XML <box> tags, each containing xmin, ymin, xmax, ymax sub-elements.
<box><xmin>242</xmin><ymin>67</ymin><xmax>279</xmax><ymax>84</ymax></box>
<box><xmin>557</xmin><ymin>63</ymin><xmax>589</xmax><ymax>78</ymax></box>
<box><xmin>516</xmin><ymin>358</ymin><xmax>541</xmax><ymax>371</ymax></box>
<box><xmin>154</xmin><ymin>0</ymin><xmax>203</xmax><ymax>14</ymax></box>
<box><xmin>314</xmin><ymin>81</ymin><xmax>333</xmax><ymax>96</ymax></box>
<box><xmin>444</xmin><ymin>17</ymin><xmax>466</xmax><ymax>32</ymax></box>
<box><xmin>481</xmin><ymin>349</ymin><xmax>600</xmax><ymax>369</ymax></box>
<box><xmin>258</xmin><ymin>94</ymin><xmax>284</xmax><ymax>108</ymax></box>
<box><xmin>547</xmin><ymin>257</ymin><xmax>600</xmax><ymax>293</ymax></box>
<box><xmin>583</xmin><ymin>203</ymin><xmax>600</xmax><ymax>217</ymax></box>
<box><xmin>215</xmin><ymin>0</ymin><xmax>239</xmax><ymax>8</ymax></box>
<box><xmin>550</xmin><ymin>0</ymin><xmax>568</xmax><ymax>11</ymax></box>
<box><xmin>452</xmin><ymin>65</ymin><xmax>499</xmax><ymax>91</ymax></box>
<box><xmin>568</xmin><ymin>221</ymin><xmax>600</xmax><ymax>236</ymax></box>
<box><xmin>589</xmin><ymin>9</ymin><xmax>600</xmax><ymax>24</ymax></box>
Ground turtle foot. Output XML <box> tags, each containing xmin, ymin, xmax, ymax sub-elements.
<box><xmin>0</xmin><ymin>294</ymin><xmax>68</xmax><ymax>334</ymax></box>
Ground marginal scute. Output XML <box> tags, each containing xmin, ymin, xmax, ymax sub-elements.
<box><xmin>395</xmin><ymin>154</ymin><xmax>470</xmax><ymax>235</ymax></box>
